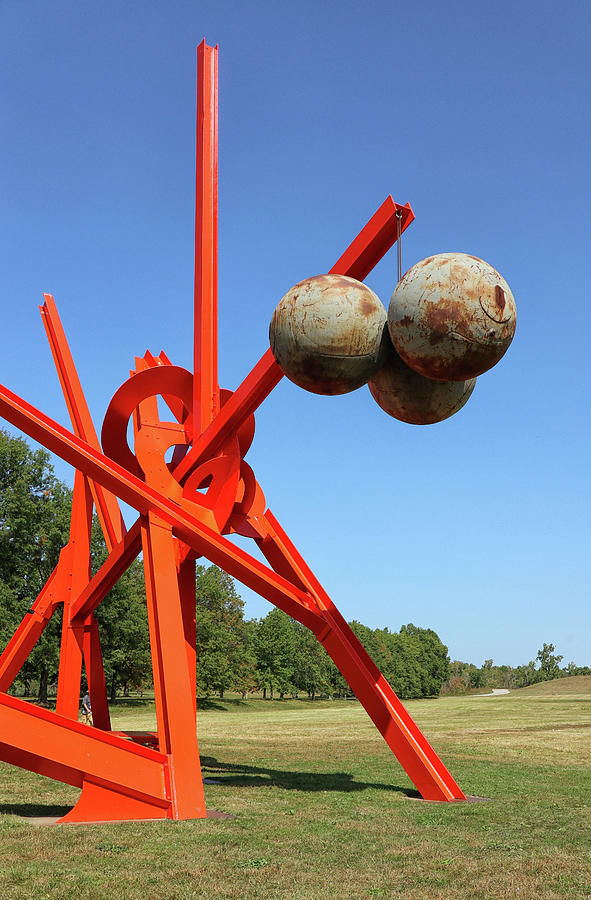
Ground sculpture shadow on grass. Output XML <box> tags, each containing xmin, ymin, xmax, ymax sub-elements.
<box><xmin>0</xmin><ymin>757</ymin><xmax>419</xmax><ymax>819</ymax></box>
<box><xmin>0</xmin><ymin>802</ymin><xmax>72</xmax><ymax>818</ymax></box>
<box><xmin>200</xmin><ymin>756</ymin><xmax>419</xmax><ymax>797</ymax></box>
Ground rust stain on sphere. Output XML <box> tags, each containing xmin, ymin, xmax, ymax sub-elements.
<box><xmin>388</xmin><ymin>253</ymin><xmax>516</xmax><ymax>382</ymax></box>
<box><xmin>368</xmin><ymin>341</ymin><xmax>476</xmax><ymax>425</ymax></box>
<box><xmin>269</xmin><ymin>274</ymin><xmax>388</xmax><ymax>395</ymax></box>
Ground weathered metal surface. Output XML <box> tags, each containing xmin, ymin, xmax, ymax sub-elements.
<box><xmin>369</xmin><ymin>341</ymin><xmax>476</xmax><ymax>425</ymax></box>
<box><xmin>269</xmin><ymin>274</ymin><xmax>388</xmax><ymax>395</ymax></box>
<box><xmin>388</xmin><ymin>253</ymin><xmax>516</xmax><ymax>382</ymax></box>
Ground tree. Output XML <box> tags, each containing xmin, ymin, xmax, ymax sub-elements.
<box><xmin>292</xmin><ymin>622</ymin><xmax>332</xmax><ymax>700</ymax></box>
<box><xmin>536</xmin><ymin>643</ymin><xmax>563</xmax><ymax>681</ymax></box>
<box><xmin>253</xmin><ymin>608</ymin><xmax>295</xmax><ymax>699</ymax></box>
<box><xmin>514</xmin><ymin>660</ymin><xmax>538</xmax><ymax>687</ymax></box>
<box><xmin>232</xmin><ymin>617</ymin><xmax>258</xmax><ymax>699</ymax></box>
<box><xmin>399</xmin><ymin>623</ymin><xmax>450</xmax><ymax>697</ymax></box>
<box><xmin>0</xmin><ymin>429</ymin><xmax>72</xmax><ymax>700</ymax></box>
<box><xmin>565</xmin><ymin>662</ymin><xmax>591</xmax><ymax>677</ymax></box>
<box><xmin>195</xmin><ymin>564</ymin><xmax>247</xmax><ymax>698</ymax></box>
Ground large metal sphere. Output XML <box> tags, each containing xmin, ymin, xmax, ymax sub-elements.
<box><xmin>388</xmin><ymin>253</ymin><xmax>516</xmax><ymax>382</ymax></box>
<box><xmin>269</xmin><ymin>274</ymin><xmax>387</xmax><ymax>395</ymax></box>
<box><xmin>368</xmin><ymin>341</ymin><xmax>476</xmax><ymax>425</ymax></box>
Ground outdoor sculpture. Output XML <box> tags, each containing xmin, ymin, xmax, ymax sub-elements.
<box><xmin>0</xmin><ymin>41</ymin><xmax>515</xmax><ymax>823</ymax></box>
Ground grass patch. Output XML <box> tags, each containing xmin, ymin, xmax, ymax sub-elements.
<box><xmin>510</xmin><ymin>675</ymin><xmax>591</xmax><ymax>697</ymax></box>
<box><xmin>0</xmin><ymin>691</ymin><xmax>589</xmax><ymax>898</ymax></box>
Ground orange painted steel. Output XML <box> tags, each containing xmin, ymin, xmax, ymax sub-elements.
<box><xmin>194</xmin><ymin>40</ymin><xmax>220</xmax><ymax>432</ymax></box>
<box><xmin>40</xmin><ymin>293</ymin><xmax>126</xmax><ymax>551</ymax></box>
<box><xmin>0</xmin><ymin>39</ymin><xmax>466</xmax><ymax>823</ymax></box>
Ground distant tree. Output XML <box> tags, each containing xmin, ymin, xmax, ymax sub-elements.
<box><xmin>536</xmin><ymin>643</ymin><xmax>563</xmax><ymax>681</ymax></box>
<box><xmin>292</xmin><ymin>623</ymin><xmax>332</xmax><ymax>700</ymax></box>
<box><xmin>232</xmin><ymin>617</ymin><xmax>259</xmax><ymax>699</ymax></box>
<box><xmin>346</xmin><ymin>621</ymin><xmax>449</xmax><ymax>699</ymax></box>
<box><xmin>253</xmin><ymin>608</ymin><xmax>295</xmax><ymax>699</ymax></box>
<box><xmin>195</xmin><ymin>564</ymin><xmax>247</xmax><ymax>698</ymax></box>
<box><xmin>380</xmin><ymin>629</ymin><xmax>423</xmax><ymax>698</ymax></box>
<box><xmin>469</xmin><ymin>665</ymin><xmax>485</xmax><ymax>688</ymax></box>
<box><xmin>400</xmin><ymin>623</ymin><xmax>450</xmax><ymax>697</ymax></box>
<box><xmin>514</xmin><ymin>660</ymin><xmax>539</xmax><ymax>687</ymax></box>
<box><xmin>325</xmin><ymin>656</ymin><xmax>351</xmax><ymax>699</ymax></box>
<box><xmin>442</xmin><ymin>675</ymin><xmax>468</xmax><ymax>696</ymax></box>
<box><xmin>565</xmin><ymin>662</ymin><xmax>591</xmax><ymax>677</ymax></box>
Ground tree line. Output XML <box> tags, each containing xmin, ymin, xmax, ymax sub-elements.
<box><xmin>442</xmin><ymin>644</ymin><xmax>590</xmax><ymax>695</ymax></box>
<box><xmin>194</xmin><ymin>566</ymin><xmax>450</xmax><ymax>700</ymax></box>
<box><xmin>0</xmin><ymin>429</ymin><xmax>452</xmax><ymax>703</ymax></box>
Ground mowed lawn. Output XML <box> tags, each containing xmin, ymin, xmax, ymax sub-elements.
<box><xmin>0</xmin><ymin>679</ymin><xmax>589</xmax><ymax>899</ymax></box>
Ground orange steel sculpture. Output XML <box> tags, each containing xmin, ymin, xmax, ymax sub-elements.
<box><xmin>0</xmin><ymin>40</ymin><xmax>467</xmax><ymax>824</ymax></box>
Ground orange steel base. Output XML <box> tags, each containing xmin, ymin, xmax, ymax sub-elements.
<box><xmin>0</xmin><ymin>40</ymin><xmax>465</xmax><ymax>824</ymax></box>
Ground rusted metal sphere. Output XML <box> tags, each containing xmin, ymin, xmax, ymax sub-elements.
<box><xmin>388</xmin><ymin>253</ymin><xmax>516</xmax><ymax>382</ymax></box>
<box><xmin>269</xmin><ymin>274</ymin><xmax>388</xmax><ymax>395</ymax></box>
<box><xmin>368</xmin><ymin>341</ymin><xmax>476</xmax><ymax>425</ymax></box>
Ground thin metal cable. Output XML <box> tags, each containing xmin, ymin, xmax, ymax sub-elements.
<box><xmin>396</xmin><ymin>209</ymin><xmax>403</xmax><ymax>283</ymax></box>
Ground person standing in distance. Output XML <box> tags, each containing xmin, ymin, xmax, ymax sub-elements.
<box><xmin>81</xmin><ymin>690</ymin><xmax>93</xmax><ymax>726</ymax></box>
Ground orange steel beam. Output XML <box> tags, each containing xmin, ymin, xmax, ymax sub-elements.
<box><xmin>40</xmin><ymin>294</ymin><xmax>126</xmax><ymax>551</ymax></box>
<box><xmin>54</xmin><ymin>471</ymin><xmax>112</xmax><ymax>730</ymax></box>
<box><xmin>330</xmin><ymin>196</ymin><xmax>414</xmax><ymax>282</ymax></box>
<box><xmin>133</xmin><ymin>382</ymin><xmax>205</xmax><ymax>818</ymax></box>
<box><xmin>174</xmin><ymin>349</ymin><xmax>281</xmax><ymax>483</ymax></box>
<box><xmin>141</xmin><ymin>512</ymin><xmax>206</xmax><ymax>818</ymax></box>
<box><xmin>258</xmin><ymin>510</ymin><xmax>465</xmax><ymax>801</ymax></box>
<box><xmin>0</xmin><ymin>483</ymin><xmax>117</xmax><ymax>713</ymax></box>
<box><xmin>82</xmin><ymin>616</ymin><xmax>111</xmax><ymax>732</ymax></box>
<box><xmin>0</xmin><ymin>564</ymin><xmax>63</xmax><ymax>690</ymax></box>
<box><xmin>0</xmin><ymin>692</ymin><xmax>171</xmax><ymax>821</ymax></box>
<box><xmin>194</xmin><ymin>40</ymin><xmax>219</xmax><ymax>431</ymax></box>
<box><xmin>174</xmin><ymin>194</ymin><xmax>412</xmax><ymax>485</ymax></box>
<box><xmin>56</xmin><ymin>471</ymin><xmax>93</xmax><ymax>720</ymax></box>
<box><xmin>178</xmin><ymin>556</ymin><xmax>197</xmax><ymax>720</ymax></box>
<box><xmin>70</xmin><ymin>520</ymin><xmax>142</xmax><ymax>622</ymax></box>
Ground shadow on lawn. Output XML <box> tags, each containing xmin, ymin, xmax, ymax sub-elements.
<box><xmin>0</xmin><ymin>802</ymin><xmax>71</xmax><ymax>818</ymax></box>
<box><xmin>200</xmin><ymin>756</ymin><xmax>418</xmax><ymax>797</ymax></box>
<box><xmin>197</xmin><ymin>699</ymin><xmax>249</xmax><ymax>712</ymax></box>
<box><xmin>0</xmin><ymin>766</ymin><xmax>417</xmax><ymax>819</ymax></box>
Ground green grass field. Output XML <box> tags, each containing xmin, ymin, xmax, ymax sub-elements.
<box><xmin>1</xmin><ymin>679</ymin><xmax>590</xmax><ymax>899</ymax></box>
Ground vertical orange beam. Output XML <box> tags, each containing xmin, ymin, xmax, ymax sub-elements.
<box><xmin>141</xmin><ymin>513</ymin><xmax>206</xmax><ymax>819</ymax></box>
<box><xmin>178</xmin><ymin>556</ymin><xmax>197</xmax><ymax>719</ymax></box>
<box><xmin>83</xmin><ymin>617</ymin><xmax>111</xmax><ymax>731</ymax></box>
<box><xmin>194</xmin><ymin>40</ymin><xmax>219</xmax><ymax>433</ymax></box>
<box><xmin>56</xmin><ymin>472</ymin><xmax>93</xmax><ymax>719</ymax></box>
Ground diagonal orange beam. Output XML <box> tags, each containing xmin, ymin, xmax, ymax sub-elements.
<box><xmin>0</xmin><ymin>564</ymin><xmax>63</xmax><ymax>690</ymax></box>
<box><xmin>40</xmin><ymin>294</ymin><xmax>126</xmax><ymax>551</ymax></box>
<box><xmin>70</xmin><ymin>521</ymin><xmax>142</xmax><ymax>622</ymax></box>
<box><xmin>175</xmin><ymin>194</ymin><xmax>414</xmax><ymax>484</ymax></box>
<box><xmin>257</xmin><ymin>509</ymin><xmax>465</xmax><ymax>801</ymax></box>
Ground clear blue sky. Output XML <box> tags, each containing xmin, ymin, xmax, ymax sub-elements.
<box><xmin>1</xmin><ymin>1</ymin><xmax>589</xmax><ymax>668</ymax></box>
